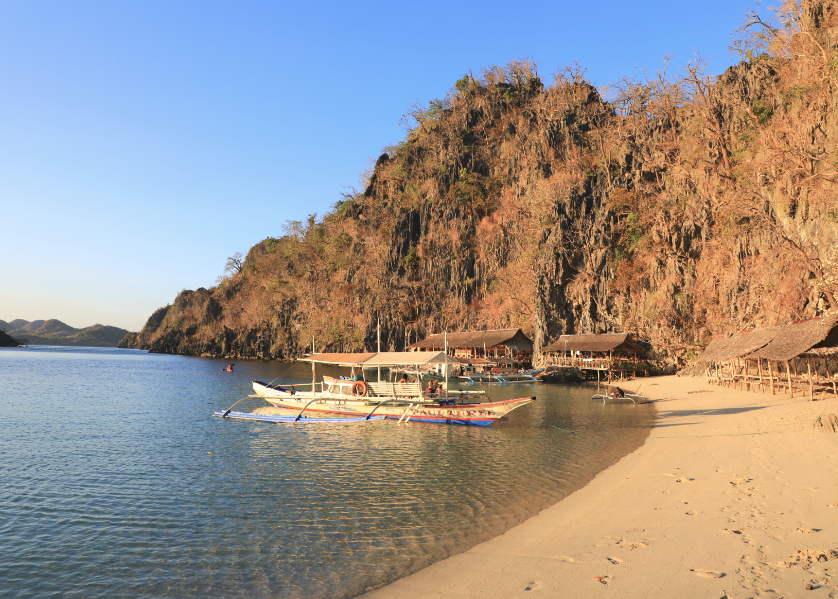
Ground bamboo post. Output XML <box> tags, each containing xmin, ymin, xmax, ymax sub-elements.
<box><xmin>767</xmin><ymin>359</ymin><xmax>775</xmax><ymax>395</ymax></box>
<box><xmin>757</xmin><ymin>358</ymin><xmax>763</xmax><ymax>393</ymax></box>
<box><xmin>787</xmin><ymin>361</ymin><xmax>792</xmax><ymax>397</ymax></box>
<box><xmin>830</xmin><ymin>358</ymin><xmax>837</xmax><ymax>396</ymax></box>
<box><xmin>808</xmin><ymin>358</ymin><xmax>814</xmax><ymax>401</ymax></box>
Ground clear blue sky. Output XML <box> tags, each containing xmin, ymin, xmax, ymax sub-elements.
<box><xmin>1</xmin><ymin>0</ymin><xmax>747</xmax><ymax>332</ymax></box>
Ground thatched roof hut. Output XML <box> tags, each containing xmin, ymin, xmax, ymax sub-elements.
<box><xmin>697</xmin><ymin>316</ymin><xmax>838</xmax><ymax>363</ymax></box>
<box><xmin>407</xmin><ymin>328</ymin><xmax>533</xmax><ymax>352</ymax></box>
<box><xmin>542</xmin><ymin>333</ymin><xmax>646</xmax><ymax>354</ymax></box>
<box><xmin>745</xmin><ymin>316</ymin><xmax>838</xmax><ymax>362</ymax></box>
<box><xmin>697</xmin><ymin>325</ymin><xmax>783</xmax><ymax>363</ymax></box>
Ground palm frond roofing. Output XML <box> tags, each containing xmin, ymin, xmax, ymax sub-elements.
<box><xmin>697</xmin><ymin>326</ymin><xmax>783</xmax><ymax>362</ymax></box>
<box><xmin>407</xmin><ymin>329</ymin><xmax>533</xmax><ymax>351</ymax></box>
<box><xmin>698</xmin><ymin>315</ymin><xmax>838</xmax><ymax>362</ymax></box>
<box><xmin>745</xmin><ymin>315</ymin><xmax>838</xmax><ymax>361</ymax></box>
<box><xmin>542</xmin><ymin>333</ymin><xmax>646</xmax><ymax>353</ymax></box>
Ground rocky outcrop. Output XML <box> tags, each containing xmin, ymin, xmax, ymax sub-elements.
<box><xmin>122</xmin><ymin>24</ymin><xmax>838</xmax><ymax>367</ymax></box>
<box><xmin>0</xmin><ymin>330</ymin><xmax>20</xmax><ymax>347</ymax></box>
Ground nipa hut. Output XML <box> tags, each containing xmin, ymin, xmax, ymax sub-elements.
<box><xmin>407</xmin><ymin>328</ymin><xmax>533</xmax><ymax>368</ymax></box>
<box><xmin>698</xmin><ymin>315</ymin><xmax>838</xmax><ymax>399</ymax></box>
<box><xmin>542</xmin><ymin>333</ymin><xmax>649</xmax><ymax>380</ymax></box>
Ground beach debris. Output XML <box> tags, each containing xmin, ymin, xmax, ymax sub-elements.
<box><xmin>723</xmin><ymin>529</ymin><xmax>743</xmax><ymax>535</ymax></box>
<box><xmin>729</xmin><ymin>478</ymin><xmax>751</xmax><ymax>485</ymax></box>
<box><xmin>690</xmin><ymin>568</ymin><xmax>725</xmax><ymax>578</ymax></box>
<box><xmin>593</xmin><ymin>575</ymin><xmax>610</xmax><ymax>584</ymax></box>
<box><xmin>676</xmin><ymin>477</ymin><xmax>693</xmax><ymax>483</ymax></box>
<box><xmin>805</xmin><ymin>583</ymin><xmax>814</xmax><ymax>590</ymax></box>
<box><xmin>796</xmin><ymin>528</ymin><xmax>821</xmax><ymax>534</ymax></box>
<box><xmin>813</xmin><ymin>414</ymin><xmax>838</xmax><ymax>432</ymax></box>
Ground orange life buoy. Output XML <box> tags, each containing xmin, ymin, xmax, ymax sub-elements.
<box><xmin>351</xmin><ymin>381</ymin><xmax>368</xmax><ymax>397</ymax></box>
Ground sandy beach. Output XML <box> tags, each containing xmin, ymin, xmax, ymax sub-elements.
<box><xmin>363</xmin><ymin>374</ymin><xmax>838</xmax><ymax>598</ymax></box>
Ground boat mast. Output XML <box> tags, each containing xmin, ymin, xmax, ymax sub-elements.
<box><xmin>445</xmin><ymin>330</ymin><xmax>449</xmax><ymax>396</ymax></box>
<box><xmin>311</xmin><ymin>337</ymin><xmax>316</xmax><ymax>392</ymax></box>
<box><xmin>377</xmin><ymin>318</ymin><xmax>381</xmax><ymax>383</ymax></box>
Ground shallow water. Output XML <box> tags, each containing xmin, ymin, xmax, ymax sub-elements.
<box><xmin>0</xmin><ymin>346</ymin><xmax>654</xmax><ymax>598</ymax></box>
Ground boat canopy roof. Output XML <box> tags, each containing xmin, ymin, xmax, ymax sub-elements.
<box><xmin>302</xmin><ymin>351</ymin><xmax>459</xmax><ymax>367</ymax></box>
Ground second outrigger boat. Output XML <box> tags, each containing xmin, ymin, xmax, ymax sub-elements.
<box><xmin>251</xmin><ymin>351</ymin><xmax>535</xmax><ymax>426</ymax></box>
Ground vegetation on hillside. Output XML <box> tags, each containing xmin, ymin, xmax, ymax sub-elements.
<box><xmin>122</xmin><ymin>0</ymin><xmax>838</xmax><ymax>366</ymax></box>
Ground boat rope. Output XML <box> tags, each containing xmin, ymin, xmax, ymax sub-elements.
<box><xmin>523</xmin><ymin>405</ymin><xmax>823</xmax><ymax>439</ymax></box>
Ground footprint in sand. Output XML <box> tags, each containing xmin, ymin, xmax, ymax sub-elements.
<box><xmin>796</xmin><ymin>528</ymin><xmax>821</xmax><ymax>534</ymax></box>
<box><xmin>724</xmin><ymin>529</ymin><xmax>743</xmax><ymax>535</ymax></box>
<box><xmin>676</xmin><ymin>477</ymin><xmax>693</xmax><ymax>483</ymax></box>
<box><xmin>730</xmin><ymin>478</ymin><xmax>751</xmax><ymax>485</ymax></box>
<box><xmin>691</xmin><ymin>568</ymin><xmax>726</xmax><ymax>578</ymax></box>
<box><xmin>686</xmin><ymin>510</ymin><xmax>702</xmax><ymax>515</ymax></box>
<box><xmin>523</xmin><ymin>580</ymin><xmax>542</xmax><ymax>591</ymax></box>
<box><xmin>606</xmin><ymin>557</ymin><xmax>622</xmax><ymax>564</ymax></box>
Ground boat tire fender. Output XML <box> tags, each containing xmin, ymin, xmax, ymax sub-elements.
<box><xmin>351</xmin><ymin>381</ymin><xmax>368</xmax><ymax>397</ymax></box>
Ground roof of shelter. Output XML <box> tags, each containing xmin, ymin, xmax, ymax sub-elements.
<box><xmin>745</xmin><ymin>316</ymin><xmax>838</xmax><ymax>362</ymax></box>
<box><xmin>697</xmin><ymin>326</ymin><xmax>783</xmax><ymax>362</ymax></box>
<box><xmin>542</xmin><ymin>333</ymin><xmax>646</xmax><ymax>354</ymax></box>
<box><xmin>407</xmin><ymin>328</ymin><xmax>533</xmax><ymax>351</ymax></box>
<box><xmin>302</xmin><ymin>351</ymin><xmax>459</xmax><ymax>367</ymax></box>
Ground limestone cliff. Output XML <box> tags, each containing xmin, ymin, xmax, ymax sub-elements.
<box><xmin>120</xmin><ymin>1</ymin><xmax>838</xmax><ymax>368</ymax></box>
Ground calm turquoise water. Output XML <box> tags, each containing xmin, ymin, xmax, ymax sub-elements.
<box><xmin>0</xmin><ymin>346</ymin><xmax>654</xmax><ymax>598</ymax></box>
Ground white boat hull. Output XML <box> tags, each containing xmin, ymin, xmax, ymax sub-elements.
<box><xmin>251</xmin><ymin>380</ymin><xmax>534</xmax><ymax>426</ymax></box>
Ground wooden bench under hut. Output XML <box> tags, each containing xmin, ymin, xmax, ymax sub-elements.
<box><xmin>698</xmin><ymin>316</ymin><xmax>838</xmax><ymax>400</ymax></box>
<box><xmin>542</xmin><ymin>333</ymin><xmax>649</xmax><ymax>382</ymax></box>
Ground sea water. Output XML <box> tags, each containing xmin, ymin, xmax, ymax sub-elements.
<box><xmin>0</xmin><ymin>346</ymin><xmax>654</xmax><ymax>598</ymax></box>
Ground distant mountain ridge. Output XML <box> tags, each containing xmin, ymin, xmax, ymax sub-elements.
<box><xmin>2</xmin><ymin>319</ymin><xmax>130</xmax><ymax>347</ymax></box>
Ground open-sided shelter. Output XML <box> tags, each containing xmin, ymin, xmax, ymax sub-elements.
<box><xmin>698</xmin><ymin>316</ymin><xmax>838</xmax><ymax>399</ymax></box>
<box><xmin>407</xmin><ymin>328</ymin><xmax>533</xmax><ymax>367</ymax></box>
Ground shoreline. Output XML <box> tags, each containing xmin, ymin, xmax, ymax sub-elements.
<box><xmin>362</xmin><ymin>375</ymin><xmax>838</xmax><ymax>598</ymax></box>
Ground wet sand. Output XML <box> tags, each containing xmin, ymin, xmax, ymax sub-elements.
<box><xmin>362</xmin><ymin>375</ymin><xmax>838</xmax><ymax>598</ymax></box>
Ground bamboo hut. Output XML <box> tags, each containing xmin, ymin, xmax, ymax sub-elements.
<box><xmin>699</xmin><ymin>316</ymin><xmax>838</xmax><ymax>399</ymax></box>
<box><xmin>542</xmin><ymin>333</ymin><xmax>648</xmax><ymax>381</ymax></box>
<box><xmin>408</xmin><ymin>328</ymin><xmax>533</xmax><ymax>369</ymax></box>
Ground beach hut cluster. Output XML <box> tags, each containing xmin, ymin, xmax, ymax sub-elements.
<box><xmin>698</xmin><ymin>316</ymin><xmax>838</xmax><ymax>400</ymax></box>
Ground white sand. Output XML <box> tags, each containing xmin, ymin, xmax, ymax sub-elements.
<box><xmin>363</xmin><ymin>375</ymin><xmax>838</xmax><ymax>598</ymax></box>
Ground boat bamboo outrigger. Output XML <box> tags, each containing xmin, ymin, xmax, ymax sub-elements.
<box><xmin>250</xmin><ymin>351</ymin><xmax>536</xmax><ymax>426</ymax></box>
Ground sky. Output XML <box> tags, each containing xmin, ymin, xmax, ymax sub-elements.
<box><xmin>0</xmin><ymin>0</ymin><xmax>749</xmax><ymax>332</ymax></box>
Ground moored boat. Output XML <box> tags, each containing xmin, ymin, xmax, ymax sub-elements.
<box><xmin>251</xmin><ymin>351</ymin><xmax>536</xmax><ymax>426</ymax></box>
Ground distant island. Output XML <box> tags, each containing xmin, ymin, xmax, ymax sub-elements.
<box><xmin>0</xmin><ymin>319</ymin><xmax>131</xmax><ymax>347</ymax></box>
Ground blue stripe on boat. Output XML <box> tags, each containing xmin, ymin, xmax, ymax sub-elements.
<box><xmin>213</xmin><ymin>411</ymin><xmax>385</xmax><ymax>423</ymax></box>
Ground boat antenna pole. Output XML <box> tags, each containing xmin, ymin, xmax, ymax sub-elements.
<box><xmin>377</xmin><ymin>318</ymin><xmax>381</xmax><ymax>383</ymax></box>
<box><xmin>312</xmin><ymin>336</ymin><xmax>316</xmax><ymax>391</ymax></box>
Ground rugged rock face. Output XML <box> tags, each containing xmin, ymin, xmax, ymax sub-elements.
<box><xmin>121</xmin><ymin>9</ymin><xmax>838</xmax><ymax>367</ymax></box>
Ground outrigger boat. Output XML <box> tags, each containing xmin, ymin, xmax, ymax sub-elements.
<box><xmin>251</xmin><ymin>351</ymin><xmax>536</xmax><ymax>426</ymax></box>
<box><xmin>591</xmin><ymin>386</ymin><xmax>649</xmax><ymax>404</ymax></box>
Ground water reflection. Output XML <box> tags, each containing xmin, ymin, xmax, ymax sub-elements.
<box><xmin>0</xmin><ymin>347</ymin><xmax>653</xmax><ymax>599</ymax></box>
